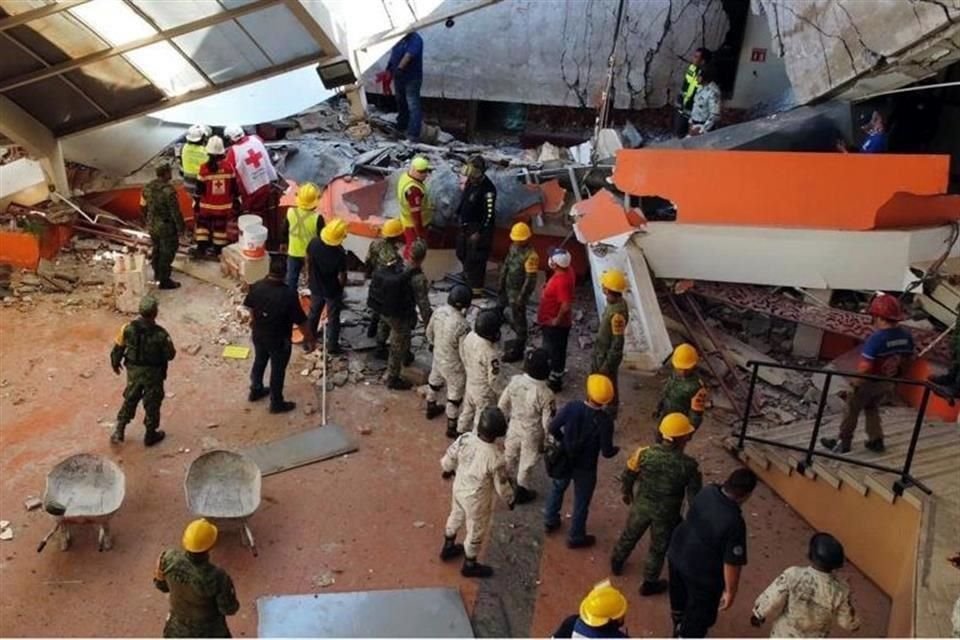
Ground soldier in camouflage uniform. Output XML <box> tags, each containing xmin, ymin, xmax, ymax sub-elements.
<box><xmin>751</xmin><ymin>532</ymin><xmax>860</xmax><ymax>637</ymax></box>
<box><xmin>110</xmin><ymin>295</ymin><xmax>176</xmax><ymax>446</ymax></box>
<box><xmin>592</xmin><ymin>270</ymin><xmax>629</xmax><ymax>419</ymax></box>
<box><xmin>140</xmin><ymin>164</ymin><xmax>186</xmax><ymax>290</ymax></box>
<box><xmin>155</xmin><ymin>519</ymin><xmax>239</xmax><ymax>638</ymax></box>
<box><xmin>655</xmin><ymin>343</ymin><xmax>708</xmax><ymax>441</ymax></box>
<box><xmin>410</xmin><ymin>239</ymin><xmax>432</xmax><ymax>327</ymax></box>
<box><xmin>611</xmin><ymin>413</ymin><xmax>701</xmax><ymax>596</ymax></box>
<box><xmin>366</xmin><ymin>220</ymin><xmax>405</xmax><ymax>358</ymax></box>
<box><xmin>498</xmin><ymin>223</ymin><xmax>539</xmax><ymax>363</ymax></box>
<box><xmin>426</xmin><ymin>284</ymin><xmax>472</xmax><ymax>438</ymax></box>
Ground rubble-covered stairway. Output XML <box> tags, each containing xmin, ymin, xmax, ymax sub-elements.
<box><xmin>725</xmin><ymin>407</ymin><xmax>959</xmax><ymax>637</ymax></box>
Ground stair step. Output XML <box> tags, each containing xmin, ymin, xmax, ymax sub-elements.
<box><xmin>863</xmin><ymin>474</ymin><xmax>897</xmax><ymax>504</ymax></box>
<box><xmin>836</xmin><ymin>467</ymin><xmax>869</xmax><ymax>496</ymax></box>
<box><xmin>811</xmin><ymin>462</ymin><xmax>842</xmax><ymax>489</ymax></box>
<box><xmin>761</xmin><ymin>446</ymin><xmax>794</xmax><ymax>475</ymax></box>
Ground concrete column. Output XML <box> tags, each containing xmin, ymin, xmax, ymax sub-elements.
<box><xmin>0</xmin><ymin>95</ymin><xmax>69</xmax><ymax>195</ymax></box>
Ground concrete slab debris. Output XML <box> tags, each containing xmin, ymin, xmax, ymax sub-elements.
<box><xmin>241</xmin><ymin>425</ymin><xmax>358</xmax><ymax>477</ymax></box>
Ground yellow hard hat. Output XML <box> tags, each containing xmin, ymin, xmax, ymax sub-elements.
<box><xmin>411</xmin><ymin>155</ymin><xmax>432</xmax><ymax>172</ymax></box>
<box><xmin>671</xmin><ymin>343</ymin><xmax>699</xmax><ymax>370</ymax></box>
<box><xmin>586</xmin><ymin>374</ymin><xmax>615</xmax><ymax>406</ymax></box>
<box><xmin>510</xmin><ymin>222</ymin><xmax>532</xmax><ymax>242</ymax></box>
<box><xmin>296</xmin><ymin>182</ymin><xmax>320</xmax><ymax>210</ymax></box>
<box><xmin>579</xmin><ymin>580</ymin><xmax>628</xmax><ymax>628</ymax></box>
<box><xmin>382</xmin><ymin>218</ymin><xmax>404</xmax><ymax>238</ymax></box>
<box><xmin>600</xmin><ymin>269</ymin><xmax>627</xmax><ymax>294</ymax></box>
<box><xmin>659</xmin><ymin>412</ymin><xmax>695</xmax><ymax>441</ymax></box>
<box><xmin>321</xmin><ymin>218</ymin><xmax>348</xmax><ymax>246</ymax></box>
<box><xmin>182</xmin><ymin>518</ymin><xmax>218</xmax><ymax>553</ymax></box>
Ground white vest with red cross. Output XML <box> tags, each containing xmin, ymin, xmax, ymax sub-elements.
<box><xmin>226</xmin><ymin>135</ymin><xmax>277</xmax><ymax>197</ymax></box>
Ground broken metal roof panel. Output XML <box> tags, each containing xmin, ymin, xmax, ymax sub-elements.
<box><xmin>172</xmin><ymin>22</ymin><xmax>273</xmax><ymax>84</ymax></box>
<box><xmin>235</xmin><ymin>4</ymin><xmax>318</xmax><ymax>64</ymax></box>
<box><xmin>65</xmin><ymin>58</ymin><xmax>164</xmax><ymax>114</ymax></box>
<box><xmin>5</xmin><ymin>75</ymin><xmax>103</xmax><ymax>131</ymax></box>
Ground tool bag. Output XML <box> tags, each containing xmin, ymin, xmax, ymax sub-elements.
<box><xmin>544</xmin><ymin>435</ymin><xmax>573</xmax><ymax>480</ymax></box>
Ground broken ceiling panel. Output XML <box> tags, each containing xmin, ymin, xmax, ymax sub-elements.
<box><xmin>172</xmin><ymin>22</ymin><xmax>273</xmax><ymax>84</ymax></box>
<box><xmin>128</xmin><ymin>0</ymin><xmax>224</xmax><ymax>30</ymax></box>
<box><xmin>5</xmin><ymin>75</ymin><xmax>103</xmax><ymax>131</ymax></box>
<box><xmin>65</xmin><ymin>59</ymin><xmax>164</xmax><ymax>114</ymax></box>
<box><xmin>235</xmin><ymin>4</ymin><xmax>318</xmax><ymax>63</ymax></box>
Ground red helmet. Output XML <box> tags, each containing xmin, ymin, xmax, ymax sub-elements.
<box><xmin>867</xmin><ymin>295</ymin><xmax>902</xmax><ymax>321</ymax></box>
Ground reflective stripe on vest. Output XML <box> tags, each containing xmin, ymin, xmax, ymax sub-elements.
<box><xmin>682</xmin><ymin>63</ymin><xmax>699</xmax><ymax>106</ymax></box>
<box><xmin>286</xmin><ymin>207</ymin><xmax>318</xmax><ymax>258</ymax></box>
<box><xmin>180</xmin><ymin>143</ymin><xmax>208</xmax><ymax>177</ymax></box>
<box><xmin>397</xmin><ymin>172</ymin><xmax>432</xmax><ymax>229</ymax></box>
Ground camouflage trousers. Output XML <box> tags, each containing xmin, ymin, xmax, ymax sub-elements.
<box><xmin>116</xmin><ymin>379</ymin><xmax>165</xmax><ymax>433</ymax></box>
<box><xmin>610</xmin><ymin>499</ymin><xmax>681</xmax><ymax>582</ymax></box>
<box><xmin>505</xmin><ymin>301</ymin><xmax>528</xmax><ymax>349</ymax></box>
<box><xmin>151</xmin><ymin>228</ymin><xmax>179</xmax><ymax>284</ymax></box>
<box><xmin>164</xmin><ymin>613</ymin><xmax>231</xmax><ymax>638</ymax></box>
<box><xmin>385</xmin><ymin>315</ymin><xmax>414</xmax><ymax>378</ymax></box>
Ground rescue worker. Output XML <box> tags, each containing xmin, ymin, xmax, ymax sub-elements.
<box><xmin>110</xmin><ymin>295</ymin><xmax>176</xmax><ymax>447</ymax></box>
<box><xmin>544</xmin><ymin>374</ymin><xmax>620</xmax><ymax>548</ymax></box>
<box><xmin>383</xmin><ymin>31</ymin><xmax>425</xmax><ymax>141</ymax></box>
<box><xmin>611</xmin><ymin>413</ymin><xmax>702</xmax><ymax>596</ymax></box>
<box><xmin>457</xmin><ymin>309</ymin><xmax>504</xmax><ymax>433</ymax></box>
<box><xmin>859</xmin><ymin>110</ymin><xmax>889</xmax><ymax>153</ymax></box>
<box><xmin>751</xmin><ymin>532</ymin><xmax>861</xmax><ymax>638</ymax></box>
<box><xmin>305</xmin><ymin>218</ymin><xmax>348</xmax><ymax>354</ymax></box>
<box><xmin>179</xmin><ymin>124</ymin><xmax>208</xmax><ymax>199</ymax></box>
<box><xmin>410</xmin><ymin>239</ymin><xmax>432</xmax><ymax>327</ymax></box>
<box><xmin>591</xmin><ymin>269</ymin><xmax>629</xmax><ymax>419</ymax></box>
<box><xmin>456</xmin><ymin>155</ymin><xmax>497</xmax><ymax>294</ymax></box>
<box><xmin>537</xmin><ymin>247</ymin><xmax>575</xmax><ymax>391</ymax></box>
<box><xmin>244</xmin><ymin>256</ymin><xmax>316</xmax><ymax>413</ymax></box>
<box><xmin>498</xmin><ymin>222</ymin><xmax>540</xmax><ymax>363</ymax></box>
<box><xmin>283</xmin><ymin>182</ymin><xmax>322</xmax><ymax>291</ymax></box>
<box><xmin>553</xmin><ymin>580</ymin><xmax>629</xmax><ymax>639</ymax></box>
<box><xmin>365</xmin><ymin>218</ymin><xmax>405</xmax><ymax>356</ymax></box>
<box><xmin>154</xmin><ymin>519</ymin><xmax>239</xmax><ymax>638</ymax></box>
<box><xmin>654</xmin><ymin>343</ymin><xmax>708</xmax><ymax>440</ymax></box>
<box><xmin>368</xmin><ymin>252</ymin><xmax>418</xmax><ymax>390</ymax></box>
<box><xmin>440</xmin><ymin>406</ymin><xmax>515</xmax><ymax>578</ymax></box>
<box><xmin>498</xmin><ymin>348</ymin><xmax>556</xmax><ymax>504</ymax></box>
<box><xmin>687</xmin><ymin>64</ymin><xmax>722</xmax><ymax>136</ymax></box>
<box><xmin>426</xmin><ymin>284</ymin><xmax>473</xmax><ymax>438</ymax></box>
<box><xmin>675</xmin><ymin>47</ymin><xmax>711</xmax><ymax>137</ymax></box>
<box><xmin>667</xmin><ymin>468</ymin><xmax>757</xmax><ymax>638</ymax></box>
<box><xmin>194</xmin><ymin>136</ymin><xmax>238</xmax><ymax>257</ymax></box>
<box><xmin>223</xmin><ymin>125</ymin><xmax>278</xmax><ymax>219</ymax></box>
<box><xmin>820</xmin><ymin>294</ymin><xmax>914</xmax><ymax>454</ymax></box>
<box><xmin>140</xmin><ymin>164</ymin><xmax>185</xmax><ymax>290</ymax></box>
<box><xmin>929</xmin><ymin>308</ymin><xmax>960</xmax><ymax>396</ymax></box>
<box><xmin>397</xmin><ymin>156</ymin><xmax>433</xmax><ymax>258</ymax></box>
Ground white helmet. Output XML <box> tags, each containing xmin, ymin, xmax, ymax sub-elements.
<box><xmin>205</xmin><ymin>135</ymin><xmax>225</xmax><ymax>155</ymax></box>
<box><xmin>185</xmin><ymin>124</ymin><xmax>204</xmax><ymax>142</ymax></box>
<box><xmin>548</xmin><ymin>248</ymin><xmax>571</xmax><ymax>269</ymax></box>
<box><xmin>224</xmin><ymin>125</ymin><xmax>244</xmax><ymax>142</ymax></box>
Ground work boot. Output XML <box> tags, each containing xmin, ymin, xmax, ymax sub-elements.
<box><xmin>446</xmin><ymin>418</ymin><xmax>460</xmax><ymax>439</ymax></box>
<box><xmin>502</xmin><ymin>340</ymin><xmax>524</xmax><ymax>364</ymax></box>
<box><xmin>373</xmin><ymin>344</ymin><xmax>388</xmax><ymax>360</ymax></box>
<box><xmin>387</xmin><ymin>376</ymin><xmax>413</xmax><ymax>391</ymax></box>
<box><xmin>610</xmin><ymin>556</ymin><xmax>625</xmax><ymax>576</ymax></box>
<box><xmin>819</xmin><ymin>437</ymin><xmax>851</xmax><ymax>454</ymax></box>
<box><xmin>545</xmin><ymin>520</ymin><xmax>561</xmax><ymax>534</ymax></box>
<box><xmin>514</xmin><ymin>486</ymin><xmax>538</xmax><ymax>504</ymax></box>
<box><xmin>567</xmin><ymin>534</ymin><xmax>597</xmax><ymax>549</ymax></box>
<box><xmin>864</xmin><ymin>438</ymin><xmax>886</xmax><ymax>453</ymax></box>
<box><xmin>439</xmin><ymin>536</ymin><xmax>465</xmax><ymax>562</ymax></box>
<box><xmin>640</xmin><ymin>579</ymin><xmax>669</xmax><ymax>596</ymax></box>
<box><xmin>158</xmin><ymin>279</ymin><xmax>181</xmax><ymax>290</ymax></box>
<box><xmin>366</xmin><ymin>320</ymin><xmax>379</xmax><ymax>339</ymax></box>
<box><xmin>270</xmin><ymin>400</ymin><xmax>297</xmax><ymax>414</ymax></box>
<box><xmin>426</xmin><ymin>401</ymin><xmax>445</xmax><ymax>420</ymax></box>
<box><xmin>143</xmin><ymin>430</ymin><xmax>166</xmax><ymax>447</ymax></box>
<box><xmin>327</xmin><ymin>344</ymin><xmax>345</xmax><ymax>356</ymax></box>
<box><xmin>248</xmin><ymin>387</ymin><xmax>270</xmax><ymax>402</ymax></box>
<box><xmin>461</xmin><ymin>557</ymin><xmax>494</xmax><ymax>578</ymax></box>
<box><xmin>403</xmin><ymin>350</ymin><xmax>415</xmax><ymax>367</ymax></box>
<box><xmin>109</xmin><ymin>423</ymin><xmax>126</xmax><ymax>445</ymax></box>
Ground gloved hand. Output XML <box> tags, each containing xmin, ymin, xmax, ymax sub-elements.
<box><xmin>750</xmin><ymin>615</ymin><xmax>763</xmax><ymax>628</ymax></box>
<box><xmin>375</xmin><ymin>70</ymin><xmax>393</xmax><ymax>95</ymax></box>
<box><xmin>621</xmin><ymin>493</ymin><xmax>632</xmax><ymax>506</ymax></box>
<box><xmin>441</xmin><ymin>470</ymin><xmax>455</xmax><ymax>480</ymax></box>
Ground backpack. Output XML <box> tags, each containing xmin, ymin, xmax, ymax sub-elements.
<box><xmin>368</xmin><ymin>262</ymin><xmax>414</xmax><ymax>318</ymax></box>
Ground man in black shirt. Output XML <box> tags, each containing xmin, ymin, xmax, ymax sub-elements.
<box><xmin>456</xmin><ymin>155</ymin><xmax>497</xmax><ymax>293</ymax></box>
<box><xmin>666</xmin><ymin>468</ymin><xmax>757</xmax><ymax>638</ymax></box>
<box><xmin>305</xmin><ymin>218</ymin><xmax>348</xmax><ymax>354</ymax></box>
<box><xmin>244</xmin><ymin>255</ymin><xmax>315</xmax><ymax>413</ymax></box>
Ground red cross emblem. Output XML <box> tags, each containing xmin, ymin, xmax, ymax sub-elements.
<box><xmin>244</xmin><ymin>148</ymin><xmax>263</xmax><ymax>169</ymax></box>
<box><xmin>212</xmin><ymin>178</ymin><xmax>226</xmax><ymax>195</ymax></box>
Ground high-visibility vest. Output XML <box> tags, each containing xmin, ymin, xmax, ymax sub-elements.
<box><xmin>180</xmin><ymin>142</ymin><xmax>208</xmax><ymax>178</ymax></box>
<box><xmin>286</xmin><ymin>206</ymin><xmax>319</xmax><ymax>258</ymax></box>
<box><xmin>682</xmin><ymin>63</ymin><xmax>700</xmax><ymax>108</ymax></box>
<box><xmin>197</xmin><ymin>162</ymin><xmax>237</xmax><ymax>217</ymax></box>
<box><xmin>397</xmin><ymin>172</ymin><xmax>432</xmax><ymax>229</ymax></box>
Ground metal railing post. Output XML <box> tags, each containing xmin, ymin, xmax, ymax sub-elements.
<box><xmin>900</xmin><ymin>385</ymin><xmax>931</xmax><ymax>490</ymax></box>
<box><xmin>803</xmin><ymin>372</ymin><xmax>833</xmax><ymax>469</ymax></box>
<box><xmin>737</xmin><ymin>363</ymin><xmax>759</xmax><ymax>450</ymax></box>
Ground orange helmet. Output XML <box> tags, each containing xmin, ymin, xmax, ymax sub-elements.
<box><xmin>867</xmin><ymin>295</ymin><xmax>902</xmax><ymax>321</ymax></box>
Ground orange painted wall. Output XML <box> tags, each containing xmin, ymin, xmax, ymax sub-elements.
<box><xmin>0</xmin><ymin>224</ymin><xmax>74</xmax><ymax>270</ymax></box>
<box><xmin>613</xmin><ymin>149</ymin><xmax>951</xmax><ymax>230</ymax></box>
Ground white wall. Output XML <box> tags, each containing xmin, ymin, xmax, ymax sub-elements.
<box><xmin>729</xmin><ymin>5</ymin><xmax>794</xmax><ymax>113</ymax></box>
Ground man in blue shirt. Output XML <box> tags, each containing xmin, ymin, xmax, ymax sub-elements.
<box><xmin>821</xmin><ymin>295</ymin><xmax>914</xmax><ymax>454</ymax></box>
<box><xmin>385</xmin><ymin>31</ymin><xmax>424</xmax><ymax>142</ymax></box>
<box><xmin>860</xmin><ymin>110</ymin><xmax>888</xmax><ymax>153</ymax></box>
<box><xmin>544</xmin><ymin>374</ymin><xmax>619</xmax><ymax>548</ymax></box>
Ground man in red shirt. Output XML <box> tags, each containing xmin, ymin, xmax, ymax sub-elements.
<box><xmin>538</xmin><ymin>248</ymin><xmax>575</xmax><ymax>392</ymax></box>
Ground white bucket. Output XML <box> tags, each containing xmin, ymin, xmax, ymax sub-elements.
<box><xmin>241</xmin><ymin>223</ymin><xmax>268</xmax><ymax>258</ymax></box>
<box><xmin>237</xmin><ymin>214</ymin><xmax>263</xmax><ymax>237</ymax></box>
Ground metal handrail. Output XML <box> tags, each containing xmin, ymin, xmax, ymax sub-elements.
<box><xmin>736</xmin><ymin>360</ymin><xmax>933</xmax><ymax>495</ymax></box>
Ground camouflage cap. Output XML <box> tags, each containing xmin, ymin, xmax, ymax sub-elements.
<box><xmin>139</xmin><ymin>295</ymin><xmax>159</xmax><ymax>316</ymax></box>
